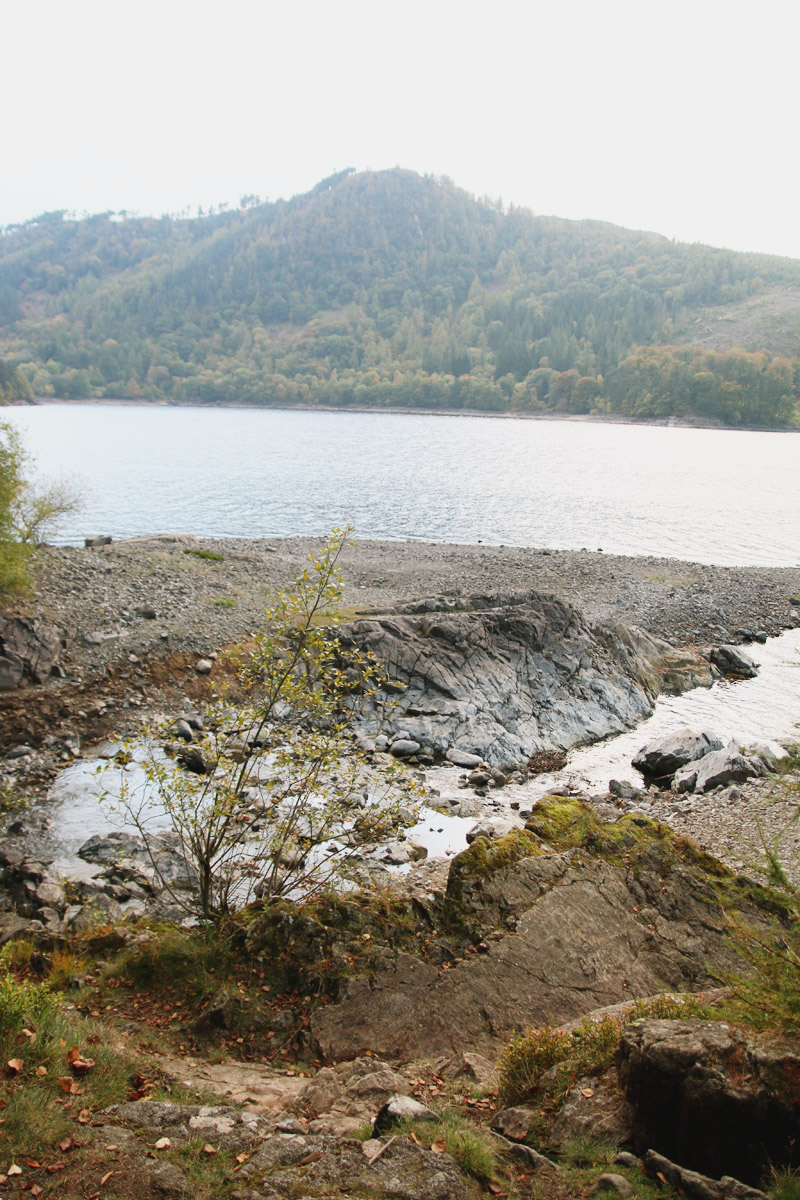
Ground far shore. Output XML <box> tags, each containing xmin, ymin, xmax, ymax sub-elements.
<box><xmin>13</xmin><ymin>395</ymin><xmax>800</xmax><ymax>434</ymax></box>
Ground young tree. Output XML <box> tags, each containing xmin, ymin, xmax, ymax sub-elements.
<box><xmin>114</xmin><ymin>529</ymin><xmax>414</xmax><ymax>921</ymax></box>
<box><xmin>0</xmin><ymin>419</ymin><xmax>82</xmax><ymax>593</ymax></box>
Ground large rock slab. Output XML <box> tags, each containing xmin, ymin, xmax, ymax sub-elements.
<box><xmin>617</xmin><ymin>1019</ymin><xmax>800</xmax><ymax>1186</ymax></box>
<box><xmin>310</xmin><ymin>839</ymin><xmax>754</xmax><ymax>1062</ymax></box>
<box><xmin>341</xmin><ymin>596</ymin><xmax>674</xmax><ymax>769</ymax></box>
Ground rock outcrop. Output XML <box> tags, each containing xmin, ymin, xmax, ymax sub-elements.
<box><xmin>0</xmin><ymin>614</ymin><xmax>62</xmax><ymax>690</ymax></box>
<box><xmin>341</xmin><ymin>594</ymin><xmax>690</xmax><ymax>769</ymax></box>
<box><xmin>617</xmin><ymin>1019</ymin><xmax>800</xmax><ymax>1186</ymax></box>
<box><xmin>310</xmin><ymin>809</ymin><xmax>769</xmax><ymax>1062</ymax></box>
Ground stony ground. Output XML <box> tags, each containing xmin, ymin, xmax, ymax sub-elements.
<box><xmin>13</xmin><ymin>533</ymin><xmax>800</xmax><ymax>673</ymax></box>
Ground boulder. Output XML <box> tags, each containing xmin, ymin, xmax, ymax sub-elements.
<box><xmin>446</xmin><ymin>748</ymin><xmax>484</xmax><ymax>768</ymax></box>
<box><xmin>709</xmin><ymin>645</ymin><xmax>759</xmax><ymax>679</ymax></box>
<box><xmin>616</xmin><ymin>1019</ymin><xmax>800</xmax><ymax>1185</ymax></box>
<box><xmin>673</xmin><ymin>743</ymin><xmax>765</xmax><ymax>794</ymax></box>
<box><xmin>632</xmin><ymin>729</ymin><xmax>724</xmax><ymax>780</ymax></box>
<box><xmin>0</xmin><ymin>615</ymin><xmax>62</xmax><ymax>690</ymax></box>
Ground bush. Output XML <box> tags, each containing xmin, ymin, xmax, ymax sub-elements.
<box><xmin>498</xmin><ymin>995</ymin><xmax>708</xmax><ymax>1107</ymax></box>
<box><xmin>112</xmin><ymin>528</ymin><xmax>415</xmax><ymax>920</ymax></box>
<box><xmin>0</xmin><ymin>418</ymin><xmax>81</xmax><ymax>593</ymax></box>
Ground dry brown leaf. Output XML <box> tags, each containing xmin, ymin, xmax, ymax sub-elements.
<box><xmin>409</xmin><ymin>1131</ymin><xmax>421</xmax><ymax>1145</ymax></box>
<box><xmin>35</xmin><ymin>1066</ymin><xmax>48</xmax><ymax>1077</ymax></box>
<box><xmin>7</xmin><ymin>1058</ymin><xmax>24</xmax><ymax>1073</ymax></box>
<box><xmin>22</xmin><ymin>1029</ymin><xmax>36</xmax><ymax>1041</ymax></box>
<box><xmin>487</xmin><ymin>1185</ymin><xmax>507</xmax><ymax>1197</ymax></box>
<box><xmin>76</xmin><ymin>1109</ymin><xmax>92</xmax><ymax>1124</ymax></box>
<box><xmin>30</xmin><ymin>1186</ymin><xmax>43</xmax><ymax>1198</ymax></box>
<box><xmin>71</xmin><ymin>1057</ymin><xmax>96</xmax><ymax>1075</ymax></box>
<box><xmin>203</xmin><ymin>1144</ymin><xmax>218</xmax><ymax>1155</ymax></box>
<box><xmin>580</xmin><ymin>1087</ymin><xmax>595</xmax><ymax>1098</ymax></box>
<box><xmin>58</xmin><ymin>1136</ymin><xmax>75</xmax><ymax>1153</ymax></box>
<box><xmin>45</xmin><ymin>1164</ymin><xmax>67</xmax><ymax>1173</ymax></box>
<box><xmin>298</xmin><ymin>1152</ymin><xmax>321</xmax><ymax>1166</ymax></box>
<box><xmin>67</xmin><ymin>1046</ymin><xmax>81</xmax><ymax>1064</ymax></box>
<box><xmin>8</xmin><ymin>1163</ymin><xmax>22</xmax><ymax>1176</ymax></box>
<box><xmin>24</xmin><ymin>1158</ymin><xmax>40</xmax><ymax>1168</ymax></box>
<box><xmin>100</xmin><ymin>1170</ymin><xmax>114</xmax><ymax>1185</ymax></box>
<box><xmin>235</xmin><ymin>1152</ymin><xmax>250</xmax><ymax>1164</ymax></box>
<box><xmin>430</xmin><ymin>1140</ymin><xmax>447</xmax><ymax>1154</ymax></box>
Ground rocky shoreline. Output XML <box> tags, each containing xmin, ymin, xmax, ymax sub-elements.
<box><xmin>2</xmin><ymin>537</ymin><xmax>800</xmax><ymax>1199</ymax></box>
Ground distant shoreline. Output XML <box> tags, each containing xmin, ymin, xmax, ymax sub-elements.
<box><xmin>13</xmin><ymin>396</ymin><xmax>800</xmax><ymax>434</ymax></box>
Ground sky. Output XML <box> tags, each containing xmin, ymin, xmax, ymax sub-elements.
<box><xmin>3</xmin><ymin>0</ymin><xmax>799</xmax><ymax>259</ymax></box>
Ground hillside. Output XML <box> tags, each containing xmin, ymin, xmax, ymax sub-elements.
<box><xmin>2</xmin><ymin>168</ymin><xmax>800</xmax><ymax>425</ymax></box>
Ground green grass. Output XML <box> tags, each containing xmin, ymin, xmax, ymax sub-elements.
<box><xmin>0</xmin><ymin>963</ymin><xmax>133</xmax><ymax>1160</ymax></box>
<box><xmin>394</xmin><ymin>1112</ymin><xmax>499</xmax><ymax>1183</ymax></box>
<box><xmin>212</xmin><ymin>596</ymin><xmax>237</xmax><ymax>607</ymax></box>
<box><xmin>184</xmin><ymin>547</ymin><xmax>225</xmax><ymax>562</ymax></box>
<box><xmin>103</xmin><ymin>922</ymin><xmax>232</xmax><ymax>995</ymax></box>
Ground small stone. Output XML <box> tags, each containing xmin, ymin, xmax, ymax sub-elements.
<box><xmin>195</xmin><ymin>658</ymin><xmax>213</xmax><ymax>675</ymax></box>
<box><xmin>592</xmin><ymin>1173</ymin><xmax>635</xmax><ymax>1196</ymax></box>
<box><xmin>389</xmin><ymin>738</ymin><xmax>420</xmax><ymax>759</ymax></box>
<box><xmin>135</xmin><ymin>605</ymin><xmax>157</xmax><ymax>620</ymax></box>
<box><xmin>373</xmin><ymin>1094</ymin><xmax>438</xmax><ymax>1134</ymax></box>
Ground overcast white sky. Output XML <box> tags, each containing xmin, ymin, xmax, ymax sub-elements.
<box><xmin>3</xmin><ymin>0</ymin><xmax>798</xmax><ymax>258</ymax></box>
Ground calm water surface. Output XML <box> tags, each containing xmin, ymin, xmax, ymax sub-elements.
<box><xmin>7</xmin><ymin>404</ymin><xmax>800</xmax><ymax>565</ymax></box>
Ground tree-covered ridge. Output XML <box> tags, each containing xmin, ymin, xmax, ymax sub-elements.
<box><xmin>2</xmin><ymin>168</ymin><xmax>800</xmax><ymax>424</ymax></box>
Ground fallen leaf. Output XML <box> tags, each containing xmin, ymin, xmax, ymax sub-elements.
<box><xmin>8</xmin><ymin>1163</ymin><xmax>22</xmax><ymax>1176</ymax></box>
<box><xmin>35</xmin><ymin>1066</ymin><xmax>48</xmax><ymax>1077</ymax></box>
<box><xmin>7</xmin><ymin>1058</ymin><xmax>24</xmax><ymax>1074</ymax></box>
<box><xmin>203</xmin><ymin>1144</ymin><xmax>218</xmax><ymax>1155</ymax></box>
<box><xmin>430</xmin><ymin>1140</ymin><xmax>447</xmax><ymax>1154</ymax></box>
<box><xmin>30</xmin><ymin>1186</ymin><xmax>43</xmax><ymax>1198</ymax></box>
<box><xmin>100</xmin><ymin>1170</ymin><xmax>114</xmax><ymax>1185</ymax></box>
<box><xmin>154</xmin><ymin>1137</ymin><xmax>171</xmax><ymax>1150</ymax></box>
<box><xmin>580</xmin><ymin>1088</ymin><xmax>595</xmax><ymax>1098</ymax></box>
<box><xmin>22</xmin><ymin>1029</ymin><xmax>36</xmax><ymax>1042</ymax></box>
<box><xmin>487</xmin><ymin>1185</ymin><xmax>507</xmax><ymax>1197</ymax></box>
<box><xmin>657</xmin><ymin>1172</ymin><xmax>668</xmax><ymax>1184</ymax></box>
<box><xmin>71</xmin><ymin>1057</ymin><xmax>96</xmax><ymax>1075</ymax></box>
<box><xmin>46</xmin><ymin>1162</ymin><xmax>67</xmax><ymax>1173</ymax></box>
<box><xmin>104</xmin><ymin>1145</ymin><xmax>118</xmax><ymax>1152</ymax></box>
<box><xmin>76</xmin><ymin>1109</ymin><xmax>92</xmax><ymax>1124</ymax></box>
<box><xmin>24</xmin><ymin>1158</ymin><xmax>41</xmax><ymax>1168</ymax></box>
<box><xmin>235</xmin><ymin>1152</ymin><xmax>250</xmax><ymax>1164</ymax></box>
<box><xmin>58</xmin><ymin>1137</ymin><xmax>75</xmax><ymax>1153</ymax></box>
<box><xmin>67</xmin><ymin>1046</ymin><xmax>82</xmax><ymax>1064</ymax></box>
<box><xmin>409</xmin><ymin>1131</ymin><xmax>421</xmax><ymax>1145</ymax></box>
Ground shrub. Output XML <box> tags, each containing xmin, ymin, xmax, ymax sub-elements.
<box><xmin>498</xmin><ymin>995</ymin><xmax>708</xmax><ymax>1107</ymax></box>
<box><xmin>111</xmin><ymin>528</ymin><xmax>415</xmax><ymax>920</ymax></box>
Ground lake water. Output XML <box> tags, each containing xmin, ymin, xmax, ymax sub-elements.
<box><xmin>6</xmin><ymin>403</ymin><xmax>800</xmax><ymax>566</ymax></box>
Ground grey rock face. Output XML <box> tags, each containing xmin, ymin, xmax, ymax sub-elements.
<box><xmin>0</xmin><ymin>615</ymin><xmax>62</xmax><ymax>690</ymax></box>
<box><xmin>341</xmin><ymin>596</ymin><xmax>672</xmax><ymax>769</ymax></box>
<box><xmin>710</xmin><ymin>645</ymin><xmax>759</xmax><ymax>678</ymax></box>
<box><xmin>373</xmin><ymin>1093</ymin><xmax>439</xmax><ymax>1134</ymax></box>
<box><xmin>617</xmin><ymin>1019</ymin><xmax>800</xmax><ymax>1185</ymax></box>
<box><xmin>632</xmin><ymin>729</ymin><xmax>724</xmax><ymax>780</ymax></box>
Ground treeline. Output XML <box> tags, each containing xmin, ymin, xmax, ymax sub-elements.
<box><xmin>1</xmin><ymin>169</ymin><xmax>799</xmax><ymax>425</ymax></box>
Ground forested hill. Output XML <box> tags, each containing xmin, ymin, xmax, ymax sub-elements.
<box><xmin>2</xmin><ymin>167</ymin><xmax>800</xmax><ymax>425</ymax></box>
